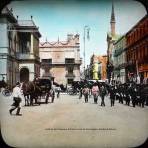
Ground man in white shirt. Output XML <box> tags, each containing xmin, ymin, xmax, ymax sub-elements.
<box><xmin>9</xmin><ymin>82</ymin><xmax>23</xmax><ymax>116</ymax></box>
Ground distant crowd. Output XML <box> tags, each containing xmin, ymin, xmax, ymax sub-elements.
<box><xmin>0</xmin><ymin>77</ymin><xmax>148</xmax><ymax>116</ymax></box>
<box><xmin>78</xmin><ymin>80</ymin><xmax>148</xmax><ymax>108</ymax></box>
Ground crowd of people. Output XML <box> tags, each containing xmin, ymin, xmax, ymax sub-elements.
<box><xmin>0</xmin><ymin>78</ymin><xmax>148</xmax><ymax>116</ymax></box>
<box><xmin>79</xmin><ymin>81</ymin><xmax>148</xmax><ymax>108</ymax></box>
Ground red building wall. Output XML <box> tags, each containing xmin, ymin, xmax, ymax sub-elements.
<box><xmin>126</xmin><ymin>15</ymin><xmax>148</xmax><ymax>82</ymax></box>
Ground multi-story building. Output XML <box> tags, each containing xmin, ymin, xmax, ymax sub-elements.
<box><xmin>84</xmin><ymin>65</ymin><xmax>92</xmax><ymax>80</ymax></box>
<box><xmin>39</xmin><ymin>34</ymin><xmax>82</xmax><ymax>85</ymax></box>
<box><xmin>0</xmin><ymin>7</ymin><xmax>41</xmax><ymax>87</ymax></box>
<box><xmin>98</xmin><ymin>55</ymin><xmax>107</xmax><ymax>80</ymax></box>
<box><xmin>90</xmin><ymin>54</ymin><xmax>107</xmax><ymax>80</ymax></box>
<box><xmin>16</xmin><ymin>18</ymin><xmax>41</xmax><ymax>82</ymax></box>
<box><xmin>113</xmin><ymin>35</ymin><xmax>126</xmax><ymax>83</ymax></box>
<box><xmin>125</xmin><ymin>14</ymin><xmax>148</xmax><ymax>83</ymax></box>
<box><xmin>106</xmin><ymin>2</ymin><xmax>121</xmax><ymax>82</ymax></box>
<box><xmin>90</xmin><ymin>54</ymin><xmax>99</xmax><ymax>80</ymax></box>
<box><xmin>0</xmin><ymin>7</ymin><xmax>19</xmax><ymax>87</ymax></box>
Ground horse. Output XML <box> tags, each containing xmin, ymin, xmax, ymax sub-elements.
<box><xmin>21</xmin><ymin>82</ymin><xmax>30</xmax><ymax>106</ymax></box>
<box><xmin>21</xmin><ymin>81</ymin><xmax>40</xmax><ymax>106</ymax></box>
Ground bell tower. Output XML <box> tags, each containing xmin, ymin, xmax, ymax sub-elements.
<box><xmin>110</xmin><ymin>1</ymin><xmax>116</xmax><ymax>36</ymax></box>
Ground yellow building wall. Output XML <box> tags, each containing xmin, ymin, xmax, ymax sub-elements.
<box><xmin>93</xmin><ymin>63</ymin><xmax>98</xmax><ymax>80</ymax></box>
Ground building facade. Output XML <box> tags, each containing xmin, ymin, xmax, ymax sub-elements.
<box><xmin>90</xmin><ymin>54</ymin><xmax>107</xmax><ymax>80</ymax></box>
<box><xmin>90</xmin><ymin>54</ymin><xmax>99</xmax><ymax>80</ymax></box>
<box><xmin>98</xmin><ymin>55</ymin><xmax>107</xmax><ymax>80</ymax></box>
<box><xmin>39</xmin><ymin>34</ymin><xmax>81</xmax><ymax>85</ymax></box>
<box><xmin>125</xmin><ymin>14</ymin><xmax>148</xmax><ymax>83</ymax></box>
<box><xmin>113</xmin><ymin>35</ymin><xmax>126</xmax><ymax>83</ymax></box>
<box><xmin>0</xmin><ymin>7</ymin><xmax>19</xmax><ymax>87</ymax></box>
<box><xmin>16</xmin><ymin>19</ymin><xmax>41</xmax><ymax>82</ymax></box>
<box><xmin>84</xmin><ymin>65</ymin><xmax>92</xmax><ymax>80</ymax></box>
<box><xmin>0</xmin><ymin>7</ymin><xmax>41</xmax><ymax>87</ymax></box>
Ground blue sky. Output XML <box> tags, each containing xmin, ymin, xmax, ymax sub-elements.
<box><xmin>7</xmin><ymin>0</ymin><xmax>146</xmax><ymax>68</ymax></box>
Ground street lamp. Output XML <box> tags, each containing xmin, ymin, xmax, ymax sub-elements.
<box><xmin>83</xmin><ymin>25</ymin><xmax>90</xmax><ymax>79</ymax></box>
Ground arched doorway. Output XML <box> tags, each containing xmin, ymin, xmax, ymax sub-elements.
<box><xmin>20</xmin><ymin>68</ymin><xmax>29</xmax><ymax>82</ymax></box>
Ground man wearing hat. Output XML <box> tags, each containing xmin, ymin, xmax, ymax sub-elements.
<box><xmin>9</xmin><ymin>81</ymin><xmax>23</xmax><ymax>115</ymax></box>
<box><xmin>82</xmin><ymin>85</ymin><xmax>89</xmax><ymax>103</ymax></box>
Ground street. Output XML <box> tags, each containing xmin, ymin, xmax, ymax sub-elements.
<box><xmin>0</xmin><ymin>93</ymin><xmax>148</xmax><ymax>148</ymax></box>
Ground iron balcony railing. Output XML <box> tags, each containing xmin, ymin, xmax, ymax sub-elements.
<box><xmin>18</xmin><ymin>20</ymin><xmax>36</xmax><ymax>27</ymax></box>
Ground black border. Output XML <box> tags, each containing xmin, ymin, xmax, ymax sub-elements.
<box><xmin>0</xmin><ymin>0</ymin><xmax>147</xmax><ymax>147</ymax></box>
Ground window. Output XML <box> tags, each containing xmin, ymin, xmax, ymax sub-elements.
<box><xmin>14</xmin><ymin>36</ymin><xmax>16</xmax><ymax>52</ymax></box>
<box><xmin>8</xmin><ymin>32</ymin><xmax>13</xmax><ymax>51</ymax></box>
<box><xmin>67</xmin><ymin>66</ymin><xmax>74</xmax><ymax>74</ymax></box>
<box><xmin>42</xmin><ymin>59</ymin><xmax>52</xmax><ymax>64</ymax></box>
<box><xmin>65</xmin><ymin>58</ymin><xmax>75</xmax><ymax>64</ymax></box>
<box><xmin>145</xmin><ymin>45</ymin><xmax>147</xmax><ymax>56</ymax></box>
<box><xmin>67</xmin><ymin>79</ymin><xmax>73</xmax><ymax>84</ymax></box>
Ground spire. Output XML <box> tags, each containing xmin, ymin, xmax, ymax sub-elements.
<box><xmin>110</xmin><ymin>1</ymin><xmax>115</xmax><ymax>23</ymax></box>
<box><xmin>110</xmin><ymin>1</ymin><xmax>116</xmax><ymax>36</ymax></box>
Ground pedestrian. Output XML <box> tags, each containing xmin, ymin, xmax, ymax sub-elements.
<box><xmin>0</xmin><ymin>77</ymin><xmax>7</xmax><ymax>92</ymax></box>
<box><xmin>140</xmin><ymin>84</ymin><xmax>147</xmax><ymax>107</ymax></box>
<box><xmin>79</xmin><ymin>87</ymin><xmax>83</xmax><ymax>99</ymax></box>
<box><xmin>125</xmin><ymin>84</ymin><xmax>130</xmax><ymax>106</ymax></box>
<box><xmin>118</xmin><ymin>85</ymin><xmax>123</xmax><ymax>104</ymax></box>
<box><xmin>136</xmin><ymin>84</ymin><xmax>141</xmax><ymax>107</ymax></box>
<box><xmin>100</xmin><ymin>85</ymin><xmax>107</xmax><ymax>106</ymax></box>
<box><xmin>82</xmin><ymin>85</ymin><xmax>89</xmax><ymax>103</ymax></box>
<box><xmin>130</xmin><ymin>84</ymin><xmax>137</xmax><ymax>107</ymax></box>
<box><xmin>50</xmin><ymin>88</ymin><xmax>55</xmax><ymax>103</ymax></box>
<box><xmin>57</xmin><ymin>86</ymin><xmax>61</xmax><ymax>98</ymax></box>
<box><xmin>110</xmin><ymin>85</ymin><xmax>116</xmax><ymax>107</ymax></box>
<box><xmin>92</xmin><ymin>83</ymin><xmax>99</xmax><ymax>104</ymax></box>
<box><xmin>9</xmin><ymin>82</ymin><xmax>23</xmax><ymax>116</ymax></box>
<box><xmin>45</xmin><ymin>90</ymin><xmax>50</xmax><ymax>104</ymax></box>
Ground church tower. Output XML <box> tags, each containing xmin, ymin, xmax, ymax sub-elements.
<box><xmin>110</xmin><ymin>1</ymin><xmax>115</xmax><ymax>36</ymax></box>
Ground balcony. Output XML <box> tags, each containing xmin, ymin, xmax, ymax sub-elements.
<box><xmin>41</xmin><ymin>60</ymin><xmax>82</xmax><ymax>66</ymax></box>
<box><xmin>65</xmin><ymin>60</ymin><xmax>82</xmax><ymax>65</ymax></box>
<box><xmin>16</xmin><ymin>52</ymin><xmax>39</xmax><ymax>60</ymax></box>
<box><xmin>18</xmin><ymin>20</ymin><xmax>36</xmax><ymax>27</ymax></box>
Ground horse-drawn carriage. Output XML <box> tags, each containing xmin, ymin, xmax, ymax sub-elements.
<box><xmin>22</xmin><ymin>78</ymin><xmax>52</xmax><ymax>106</ymax></box>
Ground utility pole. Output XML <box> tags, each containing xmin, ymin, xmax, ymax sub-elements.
<box><xmin>83</xmin><ymin>25</ymin><xmax>90</xmax><ymax>79</ymax></box>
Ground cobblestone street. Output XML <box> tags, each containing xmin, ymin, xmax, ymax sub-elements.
<box><xmin>0</xmin><ymin>93</ymin><xmax>148</xmax><ymax>148</ymax></box>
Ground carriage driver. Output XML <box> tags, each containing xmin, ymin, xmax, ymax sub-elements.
<box><xmin>9</xmin><ymin>82</ymin><xmax>23</xmax><ymax>116</ymax></box>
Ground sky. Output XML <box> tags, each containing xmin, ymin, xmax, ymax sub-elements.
<box><xmin>7</xmin><ymin>0</ymin><xmax>147</xmax><ymax>68</ymax></box>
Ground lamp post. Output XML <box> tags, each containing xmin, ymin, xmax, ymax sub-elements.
<box><xmin>83</xmin><ymin>25</ymin><xmax>90</xmax><ymax>79</ymax></box>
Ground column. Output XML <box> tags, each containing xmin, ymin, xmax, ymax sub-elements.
<box><xmin>31</xmin><ymin>34</ymin><xmax>34</xmax><ymax>54</ymax></box>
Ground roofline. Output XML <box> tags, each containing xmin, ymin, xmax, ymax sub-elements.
<box><xmin>114</xmin><ymin>34</ymin><xmax>126</xmax><ymax>45</ymax></box>
<box><xmin>0</xmin><ymin>13</ymin><xmax>17</xmax><ymax>23</ymax></box>
<box><xmin>126</xmin><ymin>14</ymin><xmax>148</xmax><ymax>36</ymax></box>
<box><xmin>39</xmin><ymin>45</ymin><xmax>79</xmax><ymax>48</ymax></box>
